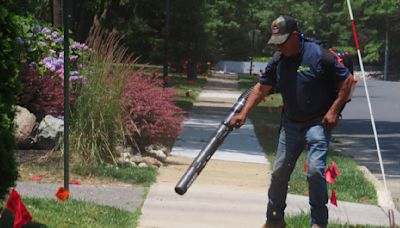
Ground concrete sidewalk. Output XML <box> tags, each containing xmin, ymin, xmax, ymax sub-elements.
<box><xmin>138</xmin><ymin>74</ymin><xmax>400</xmax><ymax>228</ymax></box>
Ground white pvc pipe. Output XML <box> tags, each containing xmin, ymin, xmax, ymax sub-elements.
<box><xmin>346</xmin><ymin>0</ymin><xmax>392</xmax><ymax>209</ymax></box>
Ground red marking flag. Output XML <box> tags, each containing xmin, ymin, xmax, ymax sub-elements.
<box><xmin>69</xmin><ymin>181</ymin><xmax>81</xmax><ymax>185</ymax></box>
<box><xmin>6</xmin><ymin>189</ymin><xmax>32</xmax><ymax>228</ymax></box>
<box><xmin>331</xmin><ymin>161</ymin><xmax>339</xmax><ymax>179</ymax></box>
<box><xmin>303</xmin><ymin>162</ymin><xmax>308</xmax><ymax>173</ymax></box>
<box><xmin>331</xmin><ymin>189</ymin><xmax>338</xmax><ymax>207</ymax></box>
<box><xmin>32</xmin><ymin>176</ymin><xmax>41</xmax><ymax>181</ymax></box>
<box><xmin>55</xmin><ymin>187</ymin><xmax>70</xmax><ymax>202</ymax></box>
<box><xmin>325</xmin><ymin>166</ymin><xmax>334</xmax><ymax>184</ymax></box>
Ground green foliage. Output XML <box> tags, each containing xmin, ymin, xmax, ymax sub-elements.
<box><xmin>0</xmin><ymin>2</ymin><xmax>20</xmax><ymax>201</ymax></box>
<box><xmin>38</xmin><ymin>0</ymin><xmax>400</xmax><ymax>76</ymax></box>
<box><xmin>0</xmin><ymin>197</ymin><xmax>139</xmax><ymax>227</ymax></box>
<box><xmin>72</xmin><ymin>165</ymin><xmax>157</xmax><ymax>186</ymax></box>
<box><xmin>9</xmin><ymin>0</ymin><xmax>50</xmax><ymax>21</ymax></box>
<box><xmin>285</xmin><ymin>212</ymin><xmax>386</xmax><ymax>228</ymax></box>
<box><xmin>253</xmin><ymin>57</ymin><xmax>271</xmax><ymax>63</ymax></box>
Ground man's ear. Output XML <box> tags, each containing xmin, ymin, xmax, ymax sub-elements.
<box><xmin>292</xmin><ymin>30</ymin><xmax>300</xmax><ymax>37</ymax></box>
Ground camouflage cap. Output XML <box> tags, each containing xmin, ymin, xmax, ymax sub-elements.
<box><xmin>267</xmin><ymin>15</ymin><xmax>299</xmax><ymax>45</ymax></box>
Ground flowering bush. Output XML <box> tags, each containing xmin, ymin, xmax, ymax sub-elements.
<box><xmin>15</xmin><ymin>16</ymin><xmax>88</xmax><ymax>118</ymax></box>
<box><xmin>121</xmin><ymin>72</ymin><xmax>186</xmax><ymax>148</ymax></box>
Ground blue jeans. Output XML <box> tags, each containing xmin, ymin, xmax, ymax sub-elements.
<box><xmin>266</xmin><ymin>116</ymin><xmax>331</xmax><ymax>227</ymax></box>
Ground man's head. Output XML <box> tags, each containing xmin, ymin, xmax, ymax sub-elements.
<box><xmin>267</xmin><ymin>15</ymin><xmax>301</xmax><ymax>56</ymax></box>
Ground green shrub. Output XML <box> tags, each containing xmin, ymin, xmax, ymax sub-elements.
<box><xmin>0</xmin><ymin>2</ymin><xmax>20</xmax><ymax>200</ymax></box>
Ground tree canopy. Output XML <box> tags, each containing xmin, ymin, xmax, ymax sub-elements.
<box><xmin>14</xmin><ymin>0</ymin><xmax>400</xmax><ymax>78</ymax></box>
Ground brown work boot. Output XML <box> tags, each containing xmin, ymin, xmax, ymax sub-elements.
<box><xmin>261</xmin><ymin>221</ymin><xmax>286</xmax><ymax>228</ymax></box>
<box><xmin>311</xmin><ymin>225</ymin><xmax>323</xmax><ymax>228</ymax></box>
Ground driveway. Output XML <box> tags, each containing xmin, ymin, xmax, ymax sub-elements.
<box><xmin>333</xmin><ymin>79</ymin><xmax>400</xmax><ymax>210</ymax></box>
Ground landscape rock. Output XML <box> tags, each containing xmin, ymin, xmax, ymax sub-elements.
<box><xmin>14</xmin><ymin>106</ymin><xmax>36</xmax><ymax>146</ymax></box>
<box><xmin>143</xmin><ymin>156</ymin><xmax>162</xmax><ymax>168</ymax></box>
<box><xmin>33</xmin><ymin>115</ymin><xmax>64</xmax><ymax>149</ymax></box>
<box><xmin>147</xmin><ymin>149</ymin><xmax>167</xmax><ymax>162</ymax></box>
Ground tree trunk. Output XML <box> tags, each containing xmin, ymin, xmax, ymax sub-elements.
<box><xmin>52</xmin><ymin>0</ymin><xmax>62</xmax><ymax>27</ymax></box>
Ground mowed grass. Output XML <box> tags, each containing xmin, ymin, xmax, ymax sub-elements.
<box><xmin>72</xmin><ymin>165</ymin><xmax>157</xmax><ymax>187</ymax></box>
<box><xmin>18</xmin><ymin>162</ymin><xmax>157</xmax><ymax>187</ymax></box>
<box><xmin>238</xmin><ymin>73</ymin><xmax>377</xmax><ymax>204</ymax></box>
<box><xmin>167</xmin><ymin>73</ymin><xmax>207</xmax><ymax>112</ymax></box>
<box><xmin>0</xmin><ymin>197</ymin><xmax>140</xmax><ymax>228</ymax></box>
<box><xmin>285</xmin><ymin>212</ymin><xmax>385</xmax><ymax>228</ymax></box>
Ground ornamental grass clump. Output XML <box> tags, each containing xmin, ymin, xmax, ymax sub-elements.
<box><xmin>70</xmin><ymin>27</ymin><xmax>133</xmax><ymax>165</ymax></box>
<box><xmin>71</xmin><ymin>26</ymin><xmax>186</xmax><ymax>164</ymax></box>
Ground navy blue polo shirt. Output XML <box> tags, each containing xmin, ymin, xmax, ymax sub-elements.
<box><xmin>259</xmin><ymin>41</ymin><xmax>350</xmax><ymax>121</ymax></box>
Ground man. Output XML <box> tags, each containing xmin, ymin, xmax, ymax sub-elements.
<box><xmin>230</xmin><ymin>15</ymin><xmax>354</xmax><ymax>228</ymax></box>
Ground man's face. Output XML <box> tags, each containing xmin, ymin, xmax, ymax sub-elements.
<box><xmin>276</xmin><ymin>31</ymin><xmax>300</xmax><ymax>57</ymax></box>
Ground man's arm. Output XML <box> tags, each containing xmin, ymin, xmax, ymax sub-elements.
<box><xmin>229</xmin><ymin>83</ymin><xmax>272</xmax><ymax>127</ymax></box>
<box><xmin>323</xmin><ymin>74</ymin><xmax>354</xmax><ymax>129</ymax></box>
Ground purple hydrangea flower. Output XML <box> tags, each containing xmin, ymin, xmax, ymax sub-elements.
<box><xmin>70</xmin><ymin>55</ymin><xmax>78</xmax><ymax>62</ymax></box>
<box><xmin>69</xmin><ymin>76</ymin><xmax>86</xmax><ymax>83</ymax></box>
<box><xmin>16</xmin><ymin>37</ymin><xmax>25</xmax><ymax>45</ymax></box>
<box><xmin>54</xmin><ymin>37</ymin><xmax>64</xmax><ymax>44</ymax></box>
<box><xmin>41</xmin><ymin>27</ymin><xmax>51</xmax><ymax>34</ymax></box>
<box><xmin>37</xmin><ymin>41</ymin><xmax>47</xmax><ymax>47</ymax></box>
<box><xmin>29</xmin><ymin>62</ymin><xmax>37</xmax><ymax>68</ymax></box>
<box><xmin>70</xmin><ymin>42</ymin><xmax>80</xmax><ymax>50</ymax></box>
<box><xmin>81</xmin><ymin>44</ymin><xmax>89</xmax><ymax>51</ymax></box>
<box><xmin>57</xmin><ymin>68</ymin><xmax>64</xmax><ymax>80</ymax></box>
<box><xmin>49</xmin><ymin>49</ymin><xmax>57</xmax><ymax>56</ymax></box>
<box><xmin>51</xmin><ymin>31</ymin><xmax>59</xmax><ymax>38</ymax></box>
<box><xmin>32</xmin><ymin>25</ymin><xmax>42</xmax><ymax>33</ymax></box>
<box><xmin>42</xmin><ymin>57</ymin><xmax>64</xmax><ymax>72</ymax></box>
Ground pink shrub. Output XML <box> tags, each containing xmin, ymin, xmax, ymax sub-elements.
<box><xmin>121</xmin><ymin>71</ymin><xmax>186</xmax><ymax>148</ymax></box>
<box><xmin>17</xmin><ymin>66</ymin><xmax>76</xmax><ymax>120</ymax></box>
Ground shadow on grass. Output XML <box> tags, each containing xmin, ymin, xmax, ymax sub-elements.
<box><xmin>286</xmin><ymin>212</ymin><xmax>386</xmax><ymax>228</ymax></box>
<box><xmin>0</xmin><ymin>209</ymin><xmax>47</xmax><ymax>228</ymax></box>
<box><xmin>174</xmin><ymin>100</ymin><xmax>193</xmax><ymax>113</ymax></box>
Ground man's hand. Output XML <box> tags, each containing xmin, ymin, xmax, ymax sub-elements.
<box><xmin>229</xmin><ymin>113</ymin><xmax>247</xmax><ymax>129</ymax></box>
<box><xmin>322</xmin><ymin>110</ymin><xmax>339</xmax><ymax>129</ymax></box>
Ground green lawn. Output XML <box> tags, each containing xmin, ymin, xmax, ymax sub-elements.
<box><xmin>238</xmin><ymin>73</ymin><xmax>377</xmax><ymax>204</ymax></box>
<box><xmin>0</xmin><ymin>196</ymin><xmax>142</xmax><ymax>228</ymax></box>
<box><xmin>167</xmin><ymin>73</ymin><xmax>207</xmax><ymax>112</ymax></box>
<box><xmin>286</xmin><ymin>212</ymin><xmax>385</xmax><ymax>228</ymax></box>
<box><xmin>72</xmin><ymin>165</ymin><xmax>157</xmax><ymax>187</ymax></box>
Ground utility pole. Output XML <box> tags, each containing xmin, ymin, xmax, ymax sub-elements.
<box><xmin>249</xmin><ymin>30</ymin><xmax>255</xmax><ymax>76</ymax></box>
<box><xmin>384</xmin><ymin>27</ymin><xmax>389</xmax><ymax>81</ymax></box>
<box><xmin>63</xmin><ymin>0</ymin><xmax>71</xmax><ymax>191</ymax></box>
<box><xmin>163</xmin><ymin>0</ymin><xmax>170</xmax><ymax>86</ymax></box>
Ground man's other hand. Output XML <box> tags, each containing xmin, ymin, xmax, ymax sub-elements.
<box><xmin>322</xmin><ymin>110</ymin><xmax>339</xmax><ymax>129</ymax></box>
